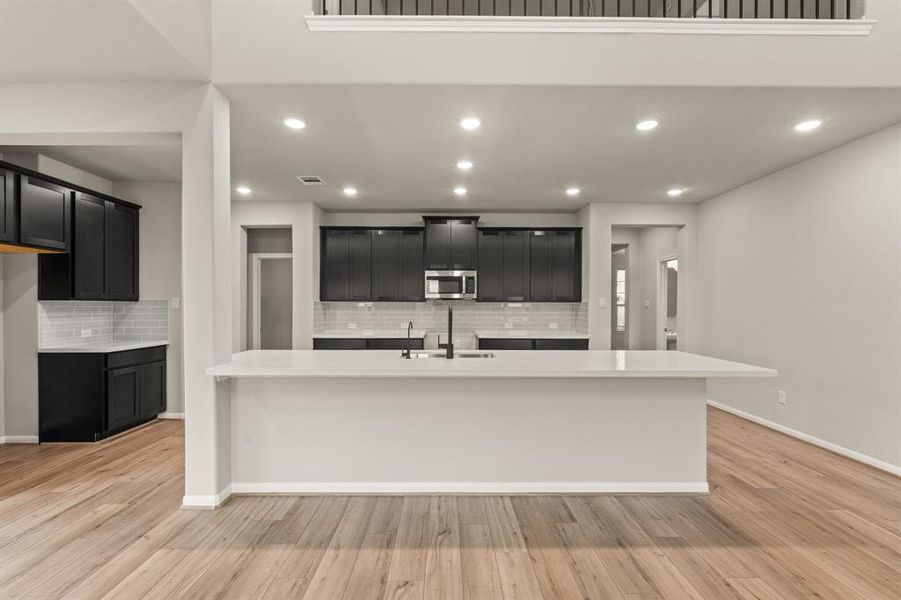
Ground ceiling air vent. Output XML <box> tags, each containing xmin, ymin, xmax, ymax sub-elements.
<box><xmin>297</xmin><ymin>176</ymin><xmax>326</xmax><ymax>186</ymax></box>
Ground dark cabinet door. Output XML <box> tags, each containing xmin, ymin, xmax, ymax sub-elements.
<box><xmin>348</xmin><ymin>230</ymin><xmax>372</xmax><ymax>301</ymax></box>
<box><xmin>369</xmin><ymin>338</ymin><xmax>424</xmax><ymax>350</ymax></box>
<box><xmin>106</xmin><ymin>202</ymin><xmax>139</xmax><ymax>300</ymax></box>
<box><xmin>550</xmin><ymin>230</ymin><xmax>580</xmax><ymax>302</ymax></box>
<box><xmin>19</xmin><ymin>175</ymin><xmax>70</xmax><ymax>251</ymax></box>
<box><xmin>322</xmin><ymin>229</ymin><xmax>350</xmax><ymax>301</ymax></box>
<box><xmin>530</xmin><ymin>231</ymin><xmax>552</xmax><ymax>301</ymax></box>
<box><xmin>477</xmin><ymin>230</ymin><xmax>502</xmax><ymax>301</ymax></box>
<box><xmin>424</xmin><ymin>219</ymin><xmax>451</xmax><ymax>269</ymax></box>
<box><xmin>400</xmin><ymin>229</ymin><xmax>424</xmax><ymax>301</ymax></box>
<box><xmin>372</xmin><ymin>229</ymin><xmax>401</xmax><ymax>301</ymax></box>
<box><xmin>0</xmin><ymin>169</ymin><xmax>17</xmax><ymax>243</ymax></box>
<box><xmin>107</xmin><ymin>366</ymin><xmax>140</xmax><ymax>431</ymax></box>
<box><xmin>138</xmin><ymin>361</ymin><xmax>166</xmax><ymax>418</ymax></box>
<box><xmin>313</xmin><ymin>338</ymin><xmax>368</xmax><ymax>350</ymax></box>
<box><xmin>534</xmin><ymin>339</ymin><xmax>588</xmax><ymax>350</ymax></box>
<box><xmin>501</xmin><ymin>231</ymin><xmax>529</xmax><ymax>301</ymax></box>
<box><xmin>450</xmin><ymin>219</ymin><xmax>477</xmax><ymax>269</ymax></box>
<box><xmin>73</xmin><ymin>193</ymin><xmax>107</xmax><ymax>299</ymax></box>
<box><xmin>478</xmin><ymin>338</ymin><xmax>534</xmax><ymax>350</ymax></box>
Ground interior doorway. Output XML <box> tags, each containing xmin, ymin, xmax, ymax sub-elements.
<box><xmin>252</xmin><ymin>253</ymin><xmax>293</xmax><ymax>349</ymax></box>
<box><xmin>657</xmin><ymin>257</ymin><xmax>678</xmax><ymax>350</ymax></box>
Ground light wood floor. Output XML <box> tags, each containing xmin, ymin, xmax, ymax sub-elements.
<box><xmin>1</xmin><ymin>409</ymin><xmax>899</xmax><ymax>599</ymax></box>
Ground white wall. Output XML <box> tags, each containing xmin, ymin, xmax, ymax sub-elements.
<box><xmin>698</xmin><ymin>123</ymin><xmax>901</xmax><ymax>471</ymax></box>
<box><xmin>112</xmin><ymin>181</ymin><xmax>184</xmax><ymax>415</ymax></box>
<box><xmin>231</xmin><ymin>201</ymin><xmax>320</xmax><ymax>352</ymax></box>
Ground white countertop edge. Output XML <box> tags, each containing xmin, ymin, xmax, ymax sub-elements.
<box><xmin>39</xmin><ymin>340</ymin><xmax>169</xmax><ymax>353</ymax></box>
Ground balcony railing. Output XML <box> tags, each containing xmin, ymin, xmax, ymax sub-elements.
<box><xmin>318</xmin><ymin>0</ymin><xmax>863</xmax><ymax>18</ymax></box>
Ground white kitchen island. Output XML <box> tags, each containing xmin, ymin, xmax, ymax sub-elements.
<box><xmin>206</xmin><ymin>350</ymin><xmax>775</xmax><ymax>497</ymax></box>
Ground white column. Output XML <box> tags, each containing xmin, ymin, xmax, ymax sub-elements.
<box><xmin>181</xmin><ymin>85</ymin><xmax>233</xmax><ymax>507</ymax></box>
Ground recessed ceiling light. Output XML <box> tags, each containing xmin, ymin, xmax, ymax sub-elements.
<box><xmin>635</xmin><ymin>119</ymin><xmax>659</xmax><ymax>131</ymax></box>
<box><xmin>235</xmin><ymin>186</ymin><xmax>252</xmax><ymax>195</ymax></box>
<box><xmin>283</xmin><ymin>117</ymin><xmax>306</xmax><ymax>130</ymax></box>
<box><xmin>667</xmin><ymin>187</ymin><xmax>686</xmax><ymax>198</ymax></box>
<box><xmin>794</xmin><ymin>119</ymin><xmax>822</xmax><ymax>133</ymax></box>
<box><xmin>343</xmin><ymin>187</ymin><xmax>358</xmax><ymax>197</ymax></box>
<box><xmin>453</xmin><ymin>187</ymin><xmax>467</xmax><ymax>196</ymax></box>
<box><xmin>565</xmin><ymin>187</ymin><xmax>580</xmax><ymax>197</ymax></box>
<box><xmin>457</xmin><ymin>160</ymin><xmax>473</xmax><ymax>171</ymax></box>
<box><xmin>459</xmin><ymin>116</ymin><xmax>481</xmax><ymax>131</ymax></box>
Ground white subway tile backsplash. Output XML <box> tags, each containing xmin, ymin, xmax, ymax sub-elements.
<box><xmin>38</xmin><ymin>300</ymin><xmax>169</xmax><ymax>348</ymax></box>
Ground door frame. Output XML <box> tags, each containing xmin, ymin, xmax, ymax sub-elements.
<box><xmin>656</xmin><ymin>254</ymin><xmax>678</xmax><ymax>351</ymax></box>
<box><xmin>250</xmin><ymin>252</ymin><xmax>292</xmax><ymax>350</ymax></box>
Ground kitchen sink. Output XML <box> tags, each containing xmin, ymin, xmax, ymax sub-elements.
<box><xmin>405</xmin><ymin>351</ymin><xmax>495</xmax><ymax>359</ymax></box>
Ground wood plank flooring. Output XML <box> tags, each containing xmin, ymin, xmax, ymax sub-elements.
<box><xmin>1</xmin><ymin>408</ymin><xmax>899</xmax><ymax>599</ymax></box>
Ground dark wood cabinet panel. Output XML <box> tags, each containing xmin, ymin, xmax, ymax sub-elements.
<box><xmin>19</xmin><ymin>175</ymin><xmax>70</xmax><ymax>251</ymax></box>
<box><xmin>478</xmin><ymin>338</ymin><xmax>534</xmax><ymax>350</ymax></box>
<box><xmin>107</xmin><ymin>366</ymin><xmax>140</xmax><ymax>432</ymax></box>
<box><xmin>534</xmin><ymin>338</ymin><xmax>588</xmax><ymax>350</ymax></box>
<box><xmin>530</xmin><ymin>229</ymin><xmax>581</xmax><ymax>302</ymax></box>
<box><xmin>400</xmin><ymin>229</ymin><xmax>424</xmax><ymax>301</ymax></box>
<box><xmin>424</xmin><ymin>219</ymin><xmax>451</xmax><ymax>269</ymax></box>
<box><xmin>0</xmin><ymin>169</ymin><xmax>17</xmax><ymax>243</ymax></box>
<box><xmin>322</xmin><ymin>229</ymin><xmax>351</xmax><ymax>301</ymax></box>
<box><xmin>139</xmin><ymin>361</ymin><xmax>166</xmax><ymax>418</ymax></box>
<box><xmin>478</xmin><ymin>337</ymin><xmax>587</xmax><ymax>350</ymax></box>
<box><xmin>106</xmin><ymin>202</ymin><xmax>139</xmax><ymax>301</ymax></box>
<box><xmin>313</xmin><ymin>338</ymin><xmax>369</xmax><ymax>350</ymax></box>
<box><xmin>368</xmin><ymin>338</ymin><xmax>424</xmax><ymax>350</ymax></box>
<box><xmin>529</xmin><ymin>231</ymin><xmax>552</xmax><ymax>301</ymax></box>
<box><xmin>74</xmin><ymin>193</ymin><xmax>107</xmax><ymax>299</ymax></box>
<box><xmin>477</xmin><ymin>231</ymin><xmax>502</xmax><ymax>301</ymax></box>
<box><xmin>349</xmin><ymin>230</ymin><xmax>372</xmax><ymax>301</ymax></box>
<box><xmin>501</xmin><ymin>230</ymin><xmax>530</xmax><ymax>301</ymax></box>
<box><xmin>372</xmin><ymin>230</ymin><xmax>401</xmax><ymax>301</ymax></box>
<box><xmin>450</xmin><ymin>219</ymin><xmax>477</xmax><ymax>269</ymax></box>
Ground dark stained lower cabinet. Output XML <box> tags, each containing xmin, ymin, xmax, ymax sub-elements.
<box><xmin>314</xmin><ymin>338</ymin><xmax>424</xmax><ymax>350</ymax></box>
<box><xmin>478</xmin><ymin>338</ymin><xmax>588</xmax><ymax>350</ymax></box>
<box><xmin>39</xmin><ymin>345</ymin><xmax>167</xmax><ymax>442</ymax></box>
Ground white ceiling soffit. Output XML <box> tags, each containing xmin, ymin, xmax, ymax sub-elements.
<box><xmin>224</xmin><ymin>84</ymin><xmax>901</xmax><ymax>211</ymax></box>
<box><xmin>0</xmin><ymin>0</ymin><xmax>211</xmax><ymax>82</ymax></box>
<box><xmin>0</xmin><ymin>144</ymin><xmax>182</xmax><ymax>182</ymax></box>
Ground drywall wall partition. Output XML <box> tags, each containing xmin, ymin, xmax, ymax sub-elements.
<box><xmin>698</xmin><ymin>122</ymin><xmax>901</xmax><ymax>471</ymax></box>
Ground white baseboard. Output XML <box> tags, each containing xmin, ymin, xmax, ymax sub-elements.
<box><xmin>182</xmin><ymin>484</ymin><xmax>232</xmax><ymax>509</ymax></box>
<box><xmin>0</xmin><ymin>435</ymin><xmax>39</xmax><ymax>444</ymax></box>
<box><xmin>230</xmin><ymin>481</ymin><xmax>709</xmax><ymax>495</ymax></box>
<box><xmin>708</xmin><ymin>400</ymin><xmax>901</xmax><ymax>477</ymax></box>
<box><xmin>158</xmin><ymin>412</ymin><xmax>184</xmax><ymax>420</ymax></box>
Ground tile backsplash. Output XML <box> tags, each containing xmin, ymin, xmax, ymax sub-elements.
<box><xmin>315</xmin><ymin>301</ymin><xmax>587</xmax><ymax>349</ymax></box>
<box><xmin>38</xmin><ymin>300</ymin><xmax>169</xmax><ymax>348</ymax></box>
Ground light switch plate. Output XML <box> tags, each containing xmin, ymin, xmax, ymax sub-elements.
<box><xmin>599</xmin><ymin>297</ymin><xmax>608</xmax><ymax>308</ymax></box>
<box><xmin>80</xmin><ymin>329</ymin><xmax>92</xmax><ymax>338</ymax></box>
<box><xmin>644</xmin><ymin>299</ymin><xmax>651</xmax><ymax>308</ymax></box>
<box><xmin>347</xmin><ymin>323</ymin><xmax>357</xmax><ymax>329</ymax></box>
<box><xmin>170</xmin><ymin>297</ymin><xmax>180</xmax><ymax>309</ymax></box>
<box><xmin>504</xmin><ymin>322</ymin><xmax>513</xmax><ymax>329</ymax></box>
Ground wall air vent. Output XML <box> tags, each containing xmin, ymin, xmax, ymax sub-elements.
<box><xmin>297</xmin><ymin>176</ymin><xmax>326</xmax><ymax>186</ymax></box>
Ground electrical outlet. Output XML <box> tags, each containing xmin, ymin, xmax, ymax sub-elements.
<box><xmin>549</xmin><ymin>323</ymin><xmax>558</xmax><ymax>329</ymax></box>
<box><xmin>400</xmin><ymin>322</ymin><xmax>408</xmax><ymax>329</ymax></box>
<box><xmin>777</xmin><ymin>390</ymin><xmax>787</xmax><ymax>405</ymax></box>
<box><xmin>170</xmin><ymin>297</ymin><xmax>180</xmax><ymax>309</ymax></box>
<box><xmin>644</xmin><ymin>299</ymin><xmax>651</xmax><ymax>308</ymax></box>
<box><xmin>504</xmin><ymin>322</ymin><xmax>513</xmax><ymax>329</ymax></box>
<box><xmin>80</xmin><ymin>329</ymin><xmax>92</xmax><ymax>338</ymax></box>
<box><xmin>347</xmin><ymin>323</ymin><xmax>357</xmax><ymax>329</ymax></box>
<box><xmin>599</xmin><ymin>297</ymin><xmax>608</xmax><ymax>308</ymax></box>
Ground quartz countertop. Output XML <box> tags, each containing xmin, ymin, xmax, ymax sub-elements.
<box><xmin>207</xmin><ymin>349</ymin><xmax>776</xmax><ymax>379</ymax></box>
<box><xmin>313</xmin><ymin>330</ymin><xmax>426</xmax><ymax>339</ymax></box>
<box><xmin>38</xmin><ymin>340</ymin><xmax>169</xmax><ymax>353</ymax></box>
<box><xmin>475</xmin><ymin>330</ymin><xmax>588</xmax><ymax>339</ymax></box>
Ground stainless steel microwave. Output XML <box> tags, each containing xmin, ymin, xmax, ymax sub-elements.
<box><xmin>425</xmin><ymin>270</ymin><xmax>477</xmax><ymax>300</ymax></box>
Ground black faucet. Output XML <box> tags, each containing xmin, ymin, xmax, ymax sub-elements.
<box><xmin>402</xmin><ymin>321</ymin><xmax>414</xmax><ymax>359</ymax></box>
<box><xmin>446</xmin><ymin>306</ymin><xmax>454</xmax><ymax>359</ymax></box>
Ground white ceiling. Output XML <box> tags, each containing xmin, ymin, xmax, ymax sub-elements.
<box><xmin>225</xmin><ymin>84</ymin><xmax>901</xmax><ymax>211</ymax></box>
<box><xmin>0</xmin><ymin>0</ymin><xmax>210</xmax><ymax>82</ymax></box>
<box><xmin>0</xmin><ymin>145</ymin><xmax>182</xmax><ymax>183</ymax></box>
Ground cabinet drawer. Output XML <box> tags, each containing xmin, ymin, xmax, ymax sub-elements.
<box><xmin>478</xmin><ymin>338</ymin><xmax>534</xmax><ymax>350</ymax></box>
<box><xmin>106</xmin><ymin>345</ymin><xmax>167</xmax><ymax>369</ymax></box>
<box><xmin>369</xmin><ymin>338</ymin><xmax>424</xmax><ymax>350</ymax></box>
<box><xmin>313</xmin><ymin>338</ymin><xmax>368</xmax><ymax>350</ymax></box>
<box><xmin>534</xmin><ymin>339</ymin><xmax>588</xmax><ymax>350</ymax></box>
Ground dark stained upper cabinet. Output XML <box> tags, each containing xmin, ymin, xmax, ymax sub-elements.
<box><xmin>0</xmin><ymin>169</ymin><xmax>17</xmax><ymax>244</ymax></box>
<box><xmin>529</xmin><ymin>229</ymin><xmax>581</xmax><ymax>302</ymax></box>
<box><xmin>320</xmin><ymin>228</ymin><xmax>372</xmax><ymax>301</ymax></box>
<box><xmin>424</xmin><ymin>217</ymin><xmax>478</xmax><ymax>270</ymax></box>
<box><xmin>399</xmin><ymin>229</ymin><xmax>424</xmax><ymax>301</ymax></box>
<box><xmin>478</xmin><ymin>229</ymin><xmax>530</xmax><ymax>302</ymax></box>
<box><xmin>372</xmin><ymin>230</ymin><xmax>402</xmax><ymax>301</ymax></box>
<box><xmin>105</xmin><ymin>202</ymin><xmax>139</xmax><ymax>301</ymax></box>
<box><xmin>19</xmin><ymin>175</ymin><xmax>71</xmax><ymax>251</ymax></box>
<box><xmin>39</xmin><ymin>192</ymin><xmax>139</xmax><ymax>301</ymax></box>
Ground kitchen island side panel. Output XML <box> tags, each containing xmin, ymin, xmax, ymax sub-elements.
<box><xmin>228</xmin><ymin>376</ymin><xmax>707</xmax><ymax>493</ymax></box>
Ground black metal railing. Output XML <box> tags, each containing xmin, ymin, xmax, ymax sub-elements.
<box><xmin>319</xmin><ymin>0</ymin><xmax>862</xmax><ymax>18</ymax></box>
